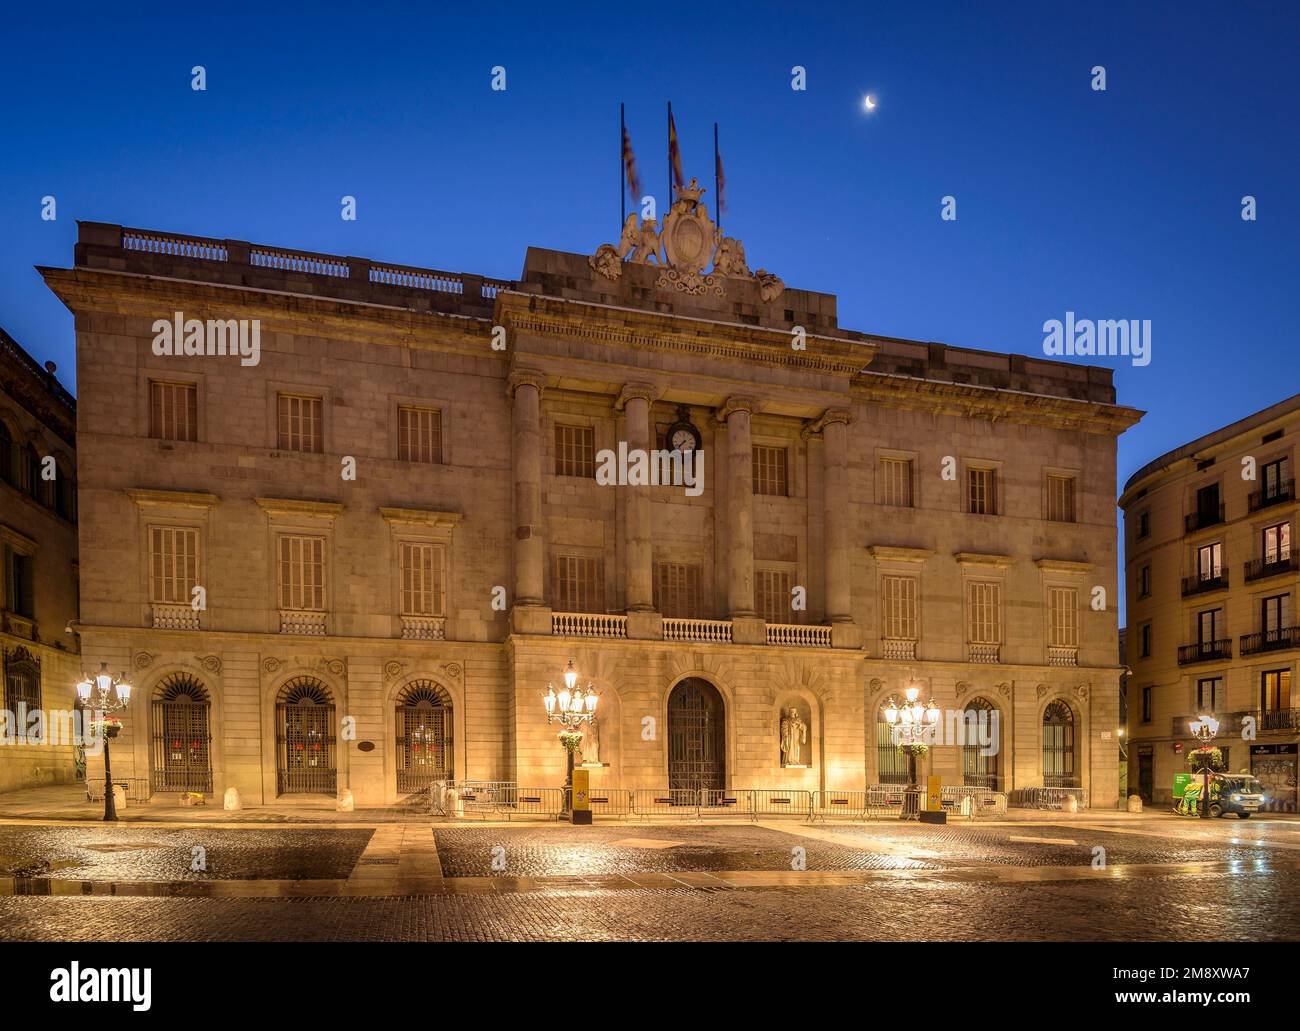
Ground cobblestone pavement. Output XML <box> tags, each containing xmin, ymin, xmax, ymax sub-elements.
<box><xmin>0</xmin><ymin>826</ymin><xmax>373</xmax><ymax>880</ymax></box>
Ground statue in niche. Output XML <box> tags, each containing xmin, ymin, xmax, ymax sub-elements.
<box><xmin>780</xmin><ymin>706</ymin><xmax>808</xmax><ymax>767</ymax></box>
<box><xmin>578</xmin><ymin>715</ymin><xmax>601</xmax><ymax>766</ymax></box>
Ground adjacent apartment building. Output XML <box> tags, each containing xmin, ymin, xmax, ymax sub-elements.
<box><xmin>40</xmin><ymin>194</ymin><xmax>1140</xmax><ymax>808</ymax></box>
<box><xmin>1121</xmin><ymin>394</ymin><xmax>1300</xmax><ymax>809</ymax></box>
<box><xmin>0</xmin><ymin>328</ymin><xmax>80</xmax><ymax>793</ymax></box>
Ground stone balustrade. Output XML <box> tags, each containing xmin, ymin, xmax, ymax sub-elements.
<box><xmin>968</xmin><ymin>643</ymin><xmax>1000</xmax><ymax>664</ymax></box>
<box><xmin>401</xmin><ymin>616</ymin><xmax>447</xmax><ymax>641</ymax></box>
<box><xmin>663</xmin><ymin>618</ymin><xmax>734</xmax><ymax>643</ymax></box>
<box><xmin>151</xmin><ymin>603</ymin><xmax>200</xmax><ymax>630</ymax></box>
<box><xmin>279</xmin><ymin>609</ymin><xmax>328</xmax><ymax>636</ymax></box>
<box><xmin>765</xmin><ymin>623</ymin><xmax>832</xmax><ymax>647</ymax></box>
<box><xmin>1047</xmin><ymin>646</ymin><xmax>1079</xmax><ymax>667</ymax></box>
<box><xmin>551</xmin><ymin>612</ymin><xmax>629</xmax><ymax>639</ymax></box>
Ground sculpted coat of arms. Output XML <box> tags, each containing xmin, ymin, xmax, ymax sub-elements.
<box><xmin>590</xmin><ymin>177</ymin><xmax>784</xmax><ymax>301</ymax></box>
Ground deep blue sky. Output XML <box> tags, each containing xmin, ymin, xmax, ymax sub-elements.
<box><xmin>3</xmin><ymin>0</ymin><xmax>1297</xmax><ymax>496</ymax></box>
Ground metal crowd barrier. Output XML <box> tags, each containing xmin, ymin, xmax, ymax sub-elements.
<box><xmin>940</xmin><ymin>786</ymin><xmax>1008</xmax><ymax>818</ymax></box>
<box><xmin>85</xmin><ymin>777</ymin><xmax>152</xmax><ymax>803</ymax></box>
<box><xmin>584</xmin><ymin>788</ymin><xmax>634</xmax><ymax>818</ymax></box>
<box><xmin>1010</xmin><ymin>786</ymin><xmax>1088</xmax><ymax>811</ymax></box>
<box><xmin>632</xmin><ymin>788</ymin><xmax>699</xmax><ymax>817</ymax></box>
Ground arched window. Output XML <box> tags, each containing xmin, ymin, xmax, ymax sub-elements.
<box><xmin>1043</xmin><ymin>700</ymin><xmax>1077</xmax><ymax>787</ymax></box>
<box><xmin>961</xmin><ymin>697</ymin><xmax>1000</xmax><ymax>790</ymax></box>
<box><xmin>2</xmin><ymin>646</ymin><xmax>41</xmax><ymax>717</ymax></box>
<box><xmin>276</xmin><ymin>677</ymin><xmax>337</xmax><ymax>794</ymax></box>
<box><xmin>396</xmin><ymin>680</ymin><xmax>453</xmax><ymax>793</ymax></box>
<box><xmin>874</xmin><ymin>694</ymin><xmax>910</xmax><ymax>785</ymax></box>
<box><xmin>667</xmin><ymin>678</ymin><xmax>725</xmax><ymax>792</ymax></box>
<box><xmin>151</xmin><ymin>673</ymin><xmax>213</xmax><ymax>792</ymax></box>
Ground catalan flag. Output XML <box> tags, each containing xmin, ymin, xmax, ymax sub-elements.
<box><xmin>622</xmin><ymin>124</ymin><xmax>642</xmax><ymax>202</ymax></box>
<box><xmin>714</xmin><ymin>124</ymin><xmax>726</xmax><ymax>216</ymax></box>
<box><xmin>668</xmin><ymin>103</ymin><xmax>685</xmax><ymax>191</ymax></box>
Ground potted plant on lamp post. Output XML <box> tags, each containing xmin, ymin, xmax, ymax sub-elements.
<box><xmin>883</xmin><ymin>682</ymin><xmax>941</xmax><ymax>821</ymax></box>
<box><xmin>543</xmin><ymin>659</ymin><xmax>598</xmax><ymax>824</ymax></box>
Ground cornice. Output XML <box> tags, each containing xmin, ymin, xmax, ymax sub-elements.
<box><xmin>954</xmin><ymin>552</ymin><xmax>1015</xmax><ymax>570</ymax></box>
<box><xmin>255</xmin><ymin>497</ymin><xmax>344</xmax><ymax>520</ymax></box>
<box><xmin>868</xmin><ymin>545</ymin><xmax>933</xmax><ymax>564</ymax></box>
<box><xmin>379</xmin><ymin>506</ymin><xmax>463</xmax><ymax>529</ymax></box>
<box><xmin>0</xmin><ymin>523</ymin><xmax>38</xmax><ymax>554</ymax></box>
<box><xmin>126</xmin><ymin>488</ymin><xmax>221</xmax><ymax>510</ymax></box>
<box><xmin>1034</xmin><ymin>558</ymin><xmax>1093</xmax><ymax>575</ymax></box>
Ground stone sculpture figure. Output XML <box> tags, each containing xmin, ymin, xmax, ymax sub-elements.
<box><xmin>780</xmin><ymin>706</ymin><xmax>808</xmax><ymax>766</ymax></box>
<box><xmin>579</xmin><ymin>715</ymin><xmax>600</xmax><ymax>765</ymax></box>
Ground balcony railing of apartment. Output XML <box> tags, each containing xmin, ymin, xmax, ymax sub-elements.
<box><xmin>280</xmin><ymin>610</ymin><xmax>327</xmax><ymax>635</ymax></box>
<box><xmin>1182</xmin><ymin>571</ymin><xmax>1228</xmax><ymax>597</ymax></box>
<box><xmin>1184</xmin><ymin>504</ymin><xmax>1226</xmax><ymax>533</ymax></box>
<box><xmin>1177</xmin><ymin>639</ymin><xmax>1232</xmax><ymax>665</ymax></box>
<box><xmin>1248</xmin><ymin>479</ymin><xmax>1295</xmax><ymax>513</ymax></box>
<box><xmin>663</xmin><ymin>618</ymin><xmax>733</xmax><ymax>643</ymax></box>
<box><xmin>1047</xmin><ymin>646</ymin><xmax>1079</xmax><ymax>667</ymax></box>
<box><xmin>551</xmin><ymin>612</ymin><xmax>628</xmax><ymax>639</ymax></box>
<box><xmin>1244</xmin><ymin>553</ymin><xmax>1299</xmax><ymax>582</ymax></box>
<box><xmin>151</xmin><ymin>603</ymin><xmax>200</xmax><ymax>630</ymax></box>
<box><xmin>968</xmin><ymin>643</ymin><xmax>1000</xmax><ymax>664</ymax></box>
<box><xmin>401</xmin><ymin>616</ymin><xmax>446</xmax><ymax>641</ymax></box>
<box><xmin>1240</xmin><ymin>626</ymin><xmax>1300</xmax><ymax>656</ymax></box>
<box><xmin>882</xmin><ymin>638</ymin><xmax>916</xmax><ymax>660</ymax></box>
<box><xmin>765</xmin><ymin>623</ymin><xmax>832</xmax><ymax>647</ymax></box>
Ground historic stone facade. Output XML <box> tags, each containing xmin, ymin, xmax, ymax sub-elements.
<box><xmin>1121</xmin><ymin>394</ymin><xmax>1300</xmax><ymax>809</ymax></box>
<box><xmin>41</xmin><ymin>202</ymin><xmax>1139</xmax><ymax>808</ymax></box>
<box><xmin>0</xmin><ymin>327</ymin><xmax>81</xmax><ymax>793</ymax></box>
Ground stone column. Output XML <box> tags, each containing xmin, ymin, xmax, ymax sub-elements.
<box><xmin>616</xmin><ymin>384</ymin><xmax>657</xmax><ymax>624</ymax></box>
<box><xmin>718</xmin><ymin>398</ymin><xmax>759</xmax><ymax>636</ymax></box>
<box><xmin>814</xmin><ymin>407</ymin><xmax>860</xmax><ymax>648</ymax></box>
<box><xmin>509</xmin><ymin>368</ymin><xmax>549</xmax><ymax>633</ymax></box>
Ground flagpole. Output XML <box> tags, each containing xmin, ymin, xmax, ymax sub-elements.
<box><xmin>621</xmin><ymin>102</ymin><xmax>626</xmax><ymax>226</ymax></box>
<box><xmin>713</xmin><ymin>122</ymin><xmax>720</xmax><ymax>229</ymax></box>
<box><xmin>667</xmin><ymin>101</ymin><xmax>672</xmax><ymax>209</ymax></box>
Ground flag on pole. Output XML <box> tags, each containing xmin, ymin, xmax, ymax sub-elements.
<box><xmin>623</xmin><ymin>124</ymin><xmax>642</xmax><ymax>203</ymax></box>
<box><xmin>668</xmin><ymin>103</ymin><xmax>685</xmax><ymax>192</ymax></box>
<box><xmin>714</xmin><ymin>128</ymin><xmax>726</xmax><ymax>216</ymax></box>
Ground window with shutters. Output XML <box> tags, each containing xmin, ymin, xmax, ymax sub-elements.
<box><xmin>1261</xmin><ymin>668</ymin><xmax>1292</xmax><ymax>712</ymax></box>
<box><xmin>966</xmin><ymin>581</ymin><xmax>1001</xmax><ymax>644</ymax></box>
<box><xmin>881</xmin><ymin>575</ymin><xmax>918</xmax><ymax>640</ymax></box>
<box><xmin>149</xmin><ymin>527</ymin><xmax>199</xmax><ymax>604</ymax></box>
<box><xmin>755</xmin><ymin>568</ymin><xmax>794</xmax><ymax>623</ymax></box>
<box><xmin>278</xmin><ymin>535</ymin><xmax>326</xmax><ymax>611</ymax></box>
<box><xmin>967</xmin><ymin>467</ymin><xmax>997</xmax><ymax>515</ymax></box>
<box><xmin>1048</xmin><ymin>587</ymin><xmax>1078</xmax><ymax>648</ymax></box>
<box><xmin>277</xmin><ymin>394</ymin><xmax>323</xmax><ymax>453</ymax></box>
<box><xmin>400</xmin><ymin>542</ymin><xmax>446</xmax><ymax>617</ymax></box>
<box><xmin>553</xmin><ymin>554</ymin><xmax>603</xmax><ymax>613</ymax></box>
<box><xmin>654</xmin><ymin>562</ymin><xmax>703</xmax><ymax>619</ymax></box>
<box><xmin>752</xmin><ymin>445</ymin><xmax>789</xmax><ymax>497</ymax></box>
<box><xmin>554</xmin><ymin>425</ymin><xmax>595</xmax><ymax>478</ymax></box>
<box><xmin>398</xmin><ymin>407</ymin><xmax>443</xmax><ymax>464</ymax></box>
<box><xmin>1264</xmin><ymin>522</ymin><xmax>1291</xmax><ymax>563</ymax></box>
<box><xmin>1046</xmin><ymin>474</ymin><xmax>1075</xmax><ymax>522</ymax></box>
<box><xmin>879</xmin><ymin>458</ymin><xmax>913</xmax><ymax>508</ymax></box>
<box><xmin>149</xmin><ymin>381</ymin><xmax>198</xmax><ymax>442</ymax></box>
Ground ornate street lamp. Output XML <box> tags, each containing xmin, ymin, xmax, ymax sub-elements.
<box><xmin>543</xmin><ymin>658</ymin><xmax>598</xmax><ymax>815</ymax></box>
<box><xmin>75</xmin><ymin>662</ymin><xmax>132</xmax><ymax>822</ymax></box>
<box><xmin>1188</xmin><ymin>714</ymin><xmax>1220</xmax><ymax>819</ymax></box>
<box><xmin>883</xmin><ymin>681</ymin><xmax>940</xmax><ymax>819</ymax></box>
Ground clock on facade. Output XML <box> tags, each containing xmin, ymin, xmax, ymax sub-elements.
<box><xmin>666</xmin><ymin>408</ymin><xmax>701</xmax><ymax>453</ymax></box>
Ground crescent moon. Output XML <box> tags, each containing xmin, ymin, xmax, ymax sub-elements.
<box><xmin>864</xmin><ymin>95</ymin><xmax>877</xmax><ymax>110</ymax></box>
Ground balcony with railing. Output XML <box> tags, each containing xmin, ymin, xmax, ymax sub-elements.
<box><xmin>765</xmin><ymin>623</ymin><xmax>832</xmax><ymax>647</ymax></box>
<box><xmin>1240</xmin><ymin>626</ymin><xmax>1300</xmax><ymax>656</ymax></box>
<box><xmin>1047</xmin><ymin>646</ymin><xmax>1078</xmax><ymax>667</ymax></box>
<box><xmin>881</xmin><ymin>638</ymin><xmax>917</xmax><ymax>660</ymax></box>
<box><xmin>1182</xmin><ymin>570</ymin><xmax>1228</xmax><ymax>597</ymax></box>
<box><xmin>1185</xmin><ymin>504</ymin><xmax>1226</xmax><ymax>533</ymax></box>
<box><xmin>968</xmin><ymin>643</ymin><xmax>1000</xmax><ymax>664</ymax></box>
<box><xmin>1244</xmin><ymin>553</ymin><xmax>1298</xmax><ymax>582</ymax></box>
<box><xmin>401</xmin><ymin>615</ymin><xmax>446</xmax><ymax>641</ymax></box>
<box><xmin>152</xmin><ymin>603</ymin><xmax>200</xmax><ymax>630</ymax></box>
<box><xmin>1177</xmin><ymin>639</ymin><xmax>1232</xmax><ymax>665</ymax></box>
<box><xmin>663</xmin><ymin>618</ymin><xmax>733</xmax><ymax>643</ymax></box>
<box><xmin>280</xmin><ymin>610</ymin><xmax>327</xmax><ymax>635</ymax></box>
<box><xmin>1249</xmin><ymin>479</ymin><xmax>1294</xmax><ymax>513</ymax></box>
<box><xmin>551</xmin><ymin>612</ymin><xmax>628</xmax><ymax>639</ymax></box>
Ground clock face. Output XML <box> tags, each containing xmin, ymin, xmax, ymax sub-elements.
<box><xmin>670</xmin><ymin>426</ymin><xmax>698</xmax><ymax>452</ymax></box>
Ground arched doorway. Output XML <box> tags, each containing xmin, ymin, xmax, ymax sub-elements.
<box><xmin>961</xmin><ymin>696</ymin><xmax>999</xmax><ymax>790</ymax></box>
<box><xmin>395</xmin><ymin>680</ymin><xmax>453</xmax><ymax>793</ymax></box>
<box><xmin>276</xmin><ymin>677</ymin><xmax>337</xmax><ymax>794</ymax></box>
<box><xmin>667</xmin><ymin>678</ymin><xmax>725</xmax><ymax>792</ymax></box>
<box><xmin>1042</xmin><ymin>700</ymin><xmax>1077</xmax><ymax>787</ymax></box>
<box><xmin>151</xmin><ymin>673</ymin><xmax>213</xmax><ymax>792</ymax></box>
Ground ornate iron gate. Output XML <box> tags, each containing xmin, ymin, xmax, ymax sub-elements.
<box><xmin>396</xmin><ymin>680</ymin><xmax>453</xmax><ymax>793</ymax></box>
<box><xmin>1042</xmin><ymin>699</ymin><xmax>1077</xmax><ymax>788</ymax></box>
<box><xmin>276</xmin><ymin>678</ymin><xmax>337</xmax><ymax>794</ymax></box>
<box><xmin>667</xmin><ymin>678</ymin><xmax>725</xmax><ymax>792</ymax></box>
<box><xmin>151</xmin><ymin>674</ymin><xmax>213</xmax><ymax>793</ymax></box>
<box><xmin>961</xmin><ymin>696</ymin><xmax>1000</xmax><ymax>791</ymax></box>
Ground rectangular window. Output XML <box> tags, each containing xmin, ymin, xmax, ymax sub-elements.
<box><xmin>1138</xmin><ymin>565</ymin><xmax>1151</xmax><ymax>598</ymax></box>
<box><xmin>2</xmin><ymin>547</ymin><xmax>35</xmax><ymax>619</ymax></box>
<box><xmin>277</xmin><ymin>394</ymin><xmax>323</xmax><ymax>453</ymax></box>
<box><xmin>1197</xmin><ymin>677</ymin><xmax>1222</xmax><ymax>712</ymax></box>
<box><xmin>966</xmin><ymin>581</ymin><xmax>1001</xmax><ymax>644</ymax></box>
<box><xmin>1048</xmin><ymin>587</ymin><xmax>1078</xmax><ymax>648</ymax></box>
<box><xmin>756</xmin><ymin>568</ymin><xmax>794</xmax><ymax>624</ymax></box>
<box><xmin>1140</xmin><ymin>623</ymin><xmax>1152</xmax><ymax>658</ymax></box>
<box><xmin>277</xmin><ymin>535</ymin><xmax>326</xmax><ymax>611</ymax></box>
<box><xmin>1263</xmin><ymin>458</ymin><xmax>1286</xmax><ymax>500</ymax></box>
<box><xmin>554</xmin><ymin>425</ymin><xmax>596</xmax><ymax>478</ymax></box>
<box><xmin>1197</xmin><ymin>608</ymin><xmax>1222</xmax><ymax>644</ymax></box>
<box><xmin>967</xmin><ymin>467</ymin><xmax>997</xmax><ymax>515</ymax></box>
<box><xmin>149</xmin><ymin>381</ymin><xmax>198</xmax><ymax>442</ymax></box>
<box><xmin>1264</xmin><ymin>522</ymin><xmax>1292</xmax><ymax>563</ymax></box>
<box><xmin>1141</xmin><ymin>686</ymin><xmax>1152</xmax><ymax>723</ymax></box>
<box><xmin>553</xmin><ymin>554</ymin><xmax>603</xmax><ymax>613</ymax></box>
<box><xmin>1195</xmin><ymin>483</ymin><xmax>1221</xmax><ymax>523</ymax></box>
<box><xmin>1261</xmin><ymin>669</ymin><xmax>1292</xmax><ymax>712</ymax></box>
<box><xmin>399</xmin><ymin>542</ymin><xmax>445</xmax><ymax>617</ymax></box>
<box><xmin>1261</xmin><ymin>594</ymin><xmax>1290</xmax><ymax>634</ymax></box>
<box><xmin>879</xmin><ymin>458</ymin><xmax>913</xmax><ymax>508</ymax></box>
<box><xmin>2</xmin><ymin>649</ymin><xmax>40</xmax><ymax>716</ymax></box>
<box><xmin>752</xmin><ymin>445</ymin><xmax>789</xmax><ymax>497</ymax></box>
<box><xmin>1137</xmin><ymin>511</ymin><xmax>1150</xmax><ymax>539</ymax></box>
<box><xmin>397</xmin><ymin>407</ymin><xmax>442</xmax><ymax>464</ymax></box>
<box><xmin>1046</xmin><ymin>475</ymin><xmax>1076</xmax><ymax>522</ymax></box>
<box><xmin>654</xmin><ymin>562</ymin><xmax>703</xmax><ymax>619</ymax></box>
<box><xmin>149</xmin><ymin>527</ymin><xmax>199</xmax><ymax>604</ymax></box>
<box><xmin>1196</xmin><ymin>542</ymin><xmax>1223</xmax><ymax>580</ymax></box>
<box><xmin>881</xmin><ymin>575</ymin><xmax>918</xmax><ymax>640</ymax></box>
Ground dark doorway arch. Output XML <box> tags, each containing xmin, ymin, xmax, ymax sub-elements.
<box><xmin>667</xmin><ymin>678</ymin><xmax>726</xmax><ymax>792</ymax></box>
<box><xmin>276</xmin><ymin>677</ymin><xmax>337</xmax><ymax>794</ymax></box>
<box><xmin>961</xmin><ymin>696</ymin><xmax>1000</xmax><ymax>790</ymax></box>
<box><xmin>151</xmin><ymin>673</ymin><xmax>213</xmax><ymax>792</ymax></box>
<box><xmin>1042</xmin><ymin>699</ymin><xmax>1077</xmax><ymax>787</ymax></box>
<box><xmin>396</xmin><ymin>680</ymin><xmax>453</xmax><ymax>793</ymax></box>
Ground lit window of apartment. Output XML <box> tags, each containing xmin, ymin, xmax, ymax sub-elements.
<box><xmin>756</xmin><ymin>568</ymin><xmax>794</xmax><ymax>623</ymax></box>
<box><xmin>654</xmin><ymin>562</ymin><xmax>702</xmax><ymax>619</ymax></box>
<box><xmin>878</xmin><ymin>458</ymin><xmax>913</xmax><ymax>508</ymax></box>
<box><xmin>1046</xmin><ymin>474</ymin><xmax>1076</xmax><ymax>522</ymax></box>
<box><xmin>2</xmin><ymin>544</ymin><xmax>35</xmax><ymax>619</ymax></box>
<box><xmin>881</xmin><ymin>575</ymin><xmax>918</xmax><ymax>641</ymax></box>
<box><xmin>1264</xmin><ymin>522</ymin><xmax>1292</xmax><ymax>563</ymax></box>
<box><xmin>277</xmin><ymin>535</ymin><xmax>326</xmax><ymax>611</ymax></box>
<box><xmin>966</xmin><ymin>467</ymin><xmax>997</xmax><ymax>515</ymax></box>
<box><xmin>1261</xmin><ymin>668</ymin><xmax>1292</xmax><ymax>712</ymax></box>
<box><xmin>1137</xmin><ymin>564</ymin><xmax>1151</xmax><ymax>598</ymax></box>
<box><xmin>1196</xmin><ymin>542</ymin><xmax>1222</xmax><ymax>581</ymax></box>
<box><xmin>965</xmin><ymin>581</ymin><xmax>1001</xmax><ymax>644</ymax></box>
<box><xmin>397</xmin><ymin>406</ymin><xmax>443</xmax><ymax>464</ymax></box>
<box><xmin>554</xmin><ymin>425</ymin><xmax>595</xmax><ymax>478</ymax></box>
<box><xmin>553</xmin><ymin>554</ymin><xmax>603</xmax><ymax>613</ymax></box>
<box><xmin>752</xmin><ymin>445</ymin><xmax>789</xmax><ymax>497</ymax></box>
<box><xmin>149</xmin><ymin>381</ymin><xmax>198</xmax><ymax>442</ymax></box>
<box><xmin>149</xmin><ymin>527</ymin><xmax>199</xmax><ymax>604</ymax></box>
<box><xmin>1260</xmin><ymin>458</ymin><xmax>1289</xmax><ymax>505</ymax></box>
<box><xmin>277</xmin><ymin>394</ymin><xmax>323</xmax><ymax>453</ymax></box>
<box><xmin>1048</xmin><ymin>587</ymin><xmax>1078</xmax><ymax>648</ymax></box>
<box><xmin>399</xmin><ymin>542</ymin><xmax>446</xmax><ymax>616</ymax></box>
<box><xmin>1141</xmin><ymin>686</ymin><xmax>1152</xmax><ymax>723</ymax></box>
<box><xmin>1197</xmin><ymin>677</ymin><xmax>1222</xmax><ymax>712</ymax></box>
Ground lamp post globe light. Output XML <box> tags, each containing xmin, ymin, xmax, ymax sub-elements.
<box><xmin>1188</xmin><ymin>714</ymin><xmax>1221</xmax><ymax>819</ymax></box>
<box><xmin>543</xmin><ymin>658</ymin><xmax>598</xmax><ymax>822</ymax></box>
<box><xmin>882</xmin><ymin>681</ymin><xmax>940</xmax><ymax>820</ymax></box>
<box><xmin>75</xmin><ymin>662</ymin><xmax>133</xmax><ymax>822</ymax></box>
